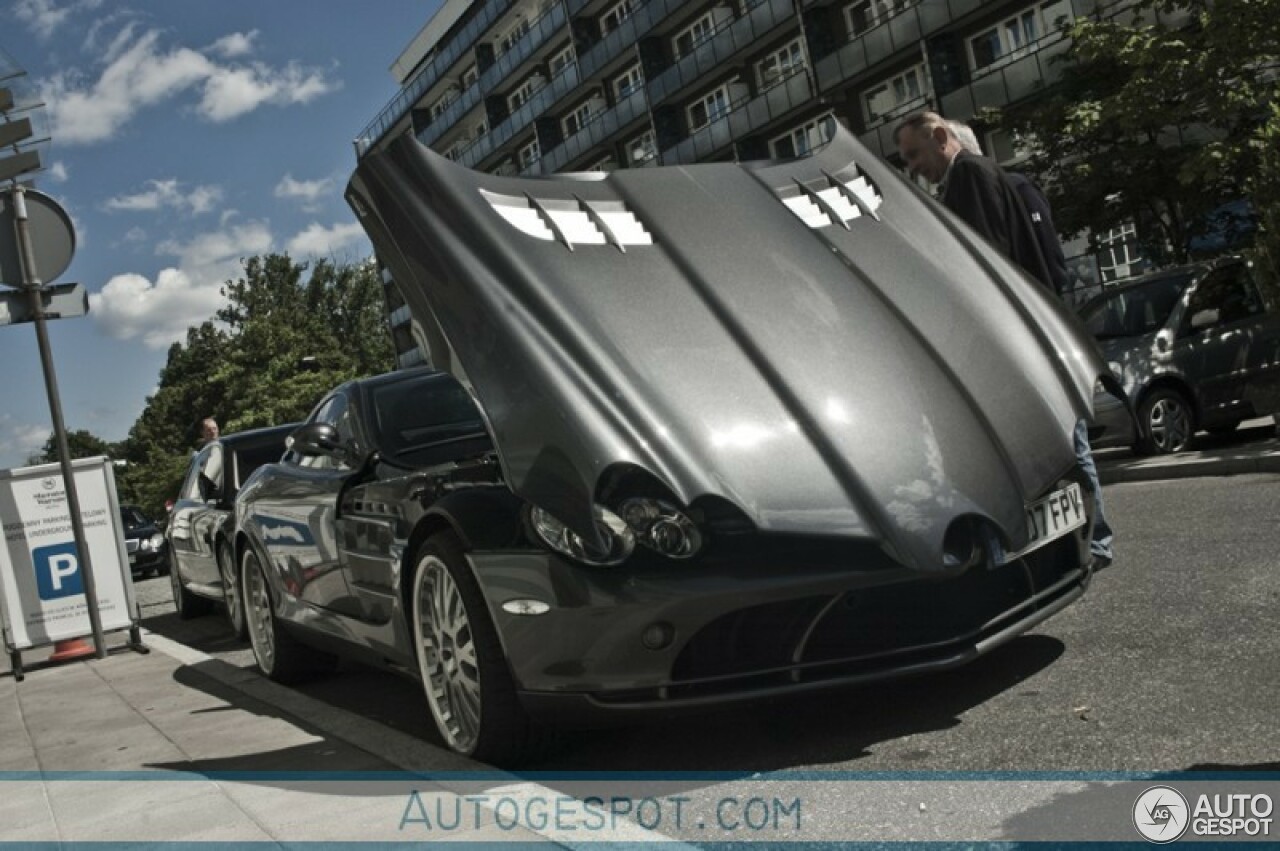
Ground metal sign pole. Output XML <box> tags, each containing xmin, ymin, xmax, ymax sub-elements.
<box><xmin>11</xmin><ymin>184</ymin><xmax>107</xmax><ymax>659</ymax></box>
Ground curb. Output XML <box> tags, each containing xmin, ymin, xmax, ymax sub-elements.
<box><xmin>141</xmin><ymin>629</ymin><xmax>689</xmax><ymax>847</ymax></box>
<box><xmin>1098</xmin><ymin>452</ymin><xmax>1280</xmax><ymax>485</ymax></box>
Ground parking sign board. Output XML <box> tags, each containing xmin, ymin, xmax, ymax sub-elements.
<box><xmin>0</xmin><ymin>457</ymin><xmax>138</xmax><ymax>649</ymax></box>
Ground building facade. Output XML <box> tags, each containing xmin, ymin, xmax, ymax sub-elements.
<box><xmin>356</xmin><ymin>0</ymin><xmax>1124</xmax><ymax>368</ymax></box>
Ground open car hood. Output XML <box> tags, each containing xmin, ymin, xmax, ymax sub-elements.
<box><xmin>347</xmin><ymin>125</ymin><xmax>1107</xmax><ymax>570</ymax></box>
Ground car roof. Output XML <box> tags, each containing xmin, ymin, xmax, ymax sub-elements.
<box><xmin>1079</xmin><ymin>256</ymin><xmax>1246</xmax><ymax>313</ymax></box>
<box><xmin>213</xmin><ymin>422</ymin><xmax>299</xmax><ymax>449</ymax></box>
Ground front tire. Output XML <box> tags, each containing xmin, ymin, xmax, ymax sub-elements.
<box><xmin>241</xmin><ymin>546</ymin><xmax>333</xmax><ymax>683</ymax></box>
<box><xmin>411</xmin><ymin>531</ymin><xmax>535</xmax><ymax>764</ymax></box>
<box><xmin>1137</xmin><ymin>387</ymin><xmax>1194</xmax><ymax>454</ymax></box>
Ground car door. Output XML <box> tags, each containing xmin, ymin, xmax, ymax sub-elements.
<box><xmin>169</xmin><ymin>446</ymin><xmax>221</xmax><ymax>590</ymax></box>
<box><xmin>249</xmin><ymin>395</ymin><xmax>360</xmax><ymax>616</ymax></box>
<box><xmin>1174</xmin><ymin>264</ymin><xmax>1272</xmax><ymax>421</ymax></box>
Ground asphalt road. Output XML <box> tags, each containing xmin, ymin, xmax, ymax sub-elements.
<box><xmin>135</xmin><ymin>474</ymin><xmax>1280</xmax><ymax>775</ymax></box>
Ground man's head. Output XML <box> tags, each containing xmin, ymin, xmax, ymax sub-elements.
<box><xmin>947</xmin><ymin>120</ymin><xmax>982</xmax><ymax>156</ymax></box>
<box><xmin>200</xmin><ymin>417</ymin><xmax>219</xmax><ymax>443</ymax></box>
<box><xmin>894</xmin><ymin>112</ymin><xmax>963</xmax><ymax>185</ymax></box>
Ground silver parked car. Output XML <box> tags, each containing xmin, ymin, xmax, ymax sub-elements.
<box><xmin>1082</xmin><ymin>258</ymin><xmax>1280</xmax><ymax>454</ymax></box>
<box><xmin>230</xmin><ymin>123</ymin><xmax>1114</xmax><ymax>765</ymax></box>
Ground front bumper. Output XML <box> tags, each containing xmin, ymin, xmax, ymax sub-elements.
<box><xmin>471</xmin><ymin>520</ymin><xmax>1091</xmax><ymax>723</ymax></box>
<box><xmin>127</xmin><ymin>542</ymin><xmax>168</xmax><ymax>574</ymax></box>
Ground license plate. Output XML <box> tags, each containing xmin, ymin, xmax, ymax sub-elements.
<box><xmin>1002</xmin><ymin>482</ymin><xmax>1086</xmax><ymax>563</ymax></box>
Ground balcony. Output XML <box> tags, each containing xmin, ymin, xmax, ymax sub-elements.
<box><xmin>478</xmin><ymin>1</ymin><xmax>570</xmax><ymax>94</ymax></box>
<box><xmin>357</xmin><ymin>0</ymin><xmax>515</xmax><ymax>155</ymax></box>
<box><xmin>577</xmin><ymin>0</ymin><xmax>686</xmax><ymax>80</ymax></box>
<box><xmin>539</xmin><ymin>88</ymin><xmax>650</xmax><ymax>172</ymax></box>
<box><xmin>418</xmin><ymin>79</ymin><xmax>485</xmax><ymax>147</ymax></box>
<box><xmin>662</xmin><ymin>69</ymin><xmax>813</xmax><ymax>164</ymax></box>
<box><xmin>647</xmin><ymin>0</ymin><xmax>797</xmax><ymax>108</ymax></box>
<box><xmin>459</xmin><ymin>63</ymin><xmax>584</xmax><ymax>169</ymax></box>
<box><xmin>938</xmin><ymin>34</ymin><xmax>1071</xmax><ymax>120</ymax></box>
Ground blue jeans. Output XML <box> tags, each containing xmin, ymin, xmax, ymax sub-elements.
<box><xmin>1075</xmin><ymin>418</ymin><xmax>1114</xmax><ymax>560</ymax></box>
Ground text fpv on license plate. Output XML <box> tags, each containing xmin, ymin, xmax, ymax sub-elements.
<box><xmin>1003</xmin><ymin>482</ymin><xmax>1086</xmax><ymax>563</ymax></box>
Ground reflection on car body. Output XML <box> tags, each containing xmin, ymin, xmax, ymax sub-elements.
<box><xmin>234</xmin><ymin>124</ymin><xmax>1113</xmax><ymax>764</ymax></box>
<box><xmin>167</xmin><ymin>424</ymin><xmax>295</xmax><ymax>636</ymax></box>
<box><xmin>1083</xmin><ymin>257</ymin><xmax>1280</xmax><ymax>454</ymax></box>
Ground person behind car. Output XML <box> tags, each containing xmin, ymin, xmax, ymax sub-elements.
<box><xmin>895</xmin><ymin>111</ymin><xmax>1115</xmax><ymax>569</ymax></box>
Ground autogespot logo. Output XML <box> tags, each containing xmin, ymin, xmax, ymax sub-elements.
<box><xmin>1134</xmin><ymin>786</ymin><xmax>1190</xmax><ymax>843</ymax></box>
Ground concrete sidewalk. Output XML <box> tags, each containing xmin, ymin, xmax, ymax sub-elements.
<box><xmin>1096</xmin><ymin>417</ymin><xmax>1280</xmax><ymax>484</ymax></box>
<box><xmin>0</xmin><ymin>633</ymin><xmax>586</xmax><ymax>844</ymax></box>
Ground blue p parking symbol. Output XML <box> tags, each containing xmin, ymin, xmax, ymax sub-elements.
<box><xmin>33</xmin><ymin>542</ymin><xmax>83</xmax><ymax>600</ymax></box>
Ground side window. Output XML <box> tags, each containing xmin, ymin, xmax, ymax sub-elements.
<box><xmin>1185</xmin><ymin>266</ymin><xmax>1263</xmax><ymax>332</ymax></box>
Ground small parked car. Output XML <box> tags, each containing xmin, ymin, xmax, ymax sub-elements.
<box><xmin>1081</xmin><ymin>257</ymin><xmax>1280</xmax><ymax>453</ymax></box>
<box><xmin>120</xmin><ymin>505</ymin><xmax>167</xmax><ymax>578</ymax></box>
<box><xmin>227</xmin><ymin>123</ymin><xmax>1113</xmax><ymax>764</ymax></box>
<box><xmin>167</xmin><ymin>424</ymin><xmax>295</xmax><ymax>636</ymax></box>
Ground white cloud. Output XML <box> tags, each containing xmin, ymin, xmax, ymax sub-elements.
<box><xmin>12</xmin><ymin>0</ymin><xmax>99</xmax><ymax>39</ymax></box>
<box><xmin>0</xmin><ymin>415</ymin><xmax>51</xmax><ymax>469</ymax></box>
<box><xmin>42</xmin><ymin>27</ymin><xmax>336</xmax><ymax>145</ymax></box>
<box><xmin>48</xmin><ymin>161</ymin><xmax>69</xmax><ymax>182</ymax></box>
<box><xmin>286</xmin><ymin>222</ymin><xmax>367</xmax><ymax>258</ymax></box>
<box><xmin>90</xmin><ymin>221</ymin><xmax>273</xmax><ymax>349</ymax></box>
<box><xmin>274</xmin><ymin>174</ymin><xmax>335</xmax><ymax>211</ymax></box>
<box><xmin>209</xmin><ymin>30</ymin><xmax>259</xmax><ymax>59</ymax></box>
<box><xmin>104</xmin><ymin>179</ymin><xmax>223</xmax><ymax>215</ymax></box>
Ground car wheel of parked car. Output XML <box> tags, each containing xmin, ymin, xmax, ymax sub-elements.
<box><xmin>411</xmin><ymin>531</ymin><xmax>534</xmax><ymax>764</ymax></box>
<box><xmin>218</xmin><ymin>541</ymin><xmax>247</xmax><ymax>641</ymax></box>
<box><xmin>241</xmin><ymin>546</ymin><xmax>334</xmax><ymax>684</ymax></box>
<box><xmin>170</xmin><ymin>553</ymin><xmax>213</xmax><ymax>619</ymax></box>
<box><xmin>1138</xmin><ymin>387</ymin><xmax>1194</xmax><ymax>454</ymax></box>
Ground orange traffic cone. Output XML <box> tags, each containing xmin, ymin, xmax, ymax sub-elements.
<box><xmin>48</xmin><ymin>637</ymin><xmax>96</xmax><ymax>663</ymax></box>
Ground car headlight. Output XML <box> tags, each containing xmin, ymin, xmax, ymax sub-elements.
<box><xmin>144</xmin><ymin>532</ymin><xmax>164</xmax><ymax>551</ymax></box>
<box><xmin>529</xmin><ymin>505</ymin><xmax>634</xmax><ymax>566</ymax></box>
<box><xmin>617</xmin><ymin>497</ymin><xmax>703</xmax><ymax>558</ymax></box>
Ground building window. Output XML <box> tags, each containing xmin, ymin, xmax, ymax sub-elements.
<box><xmin>519</xmin><ymin>137</ymin><xmax>541</xmax><ymax>169</ymax></box>
<box><xmin>550</xmin><ymin>45</ymin><xmax>576</xmax><ymax>77</ymax></box>
<box><xmin>614</xmin><ymin>63</ymin><xmax>645</xmax><ymax>100</ymax></box>
<box><xmin>757</xmin><ymin>38</ymin><xmax>805</xmax><ymax>90</ymax></box>
<box><xmin>508</xmin><ymin>77</ymin><xmax>539</xmax><ymax>112</ymax></box>
<box><xmin>673</xmin><ymin>12</ymin><xmax>718</xmax><ymax>58</ymax></box>
<box><xmin>1097</xmin><ymin>223</ymin><xmax>1144</xmax><ymax>283</ymax></box>
<box><xmin>862</xmin><ymin>64</ymin><xmax>925</xmax><ymax>123</ymax></box>
<box><xmin>770</xmin><ymin>113</ymin><xmax>832</xmax><ymax>159</ymax></box>
<box><xmin>628</xmin><ymin>129</ymin><xmax>656</xmax><ymax>165</ymax></box>
<box><xmin>562</xmin><ymin>97</ymin><xmax>600</xmax><ymax>137</ymax></box>
<box><xmin>461</xmin><ymin>65</ymin><xmax>478</xmax><ymax>89</ymax></box>
<box><xmin>600</xmin><ymin>0</ymin><xmax>636</xmax><ymax>36</ymax></box>
<box><xmin>498</xmin><ymin>17</ymin><xmax>531</xmax><ymax>55</ymax></box>
<box><xmin>430</xmin><ymin>87</ymin><xmax>459</xmax><ymax>120</ymax></box>
<box><xmin>844</xmin><ymin>0</ymin><xmax>912</xmax><ymax>38</ymax></box>
<box><xmin>687</xmin><ymin>84</ymin><xmax>732</xmax><ymax>132</ymax></box>
<box><xmin>968</xmin><ymin>0</ymin><xmax>1072</xmax><ymax>72</ymax></box>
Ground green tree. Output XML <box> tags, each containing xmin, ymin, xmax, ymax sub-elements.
<box><xmin>29</xmin><ymin>429</ymin><xmax>118</xmax><ymax>465</ymax></box>
<box><xmin>118</xmin><ymin>254</ymin><xmax>395</xmax><ymax>519</ymax></box>
<box><xmin>990</xmin><ymin>0</ymin><xmax>1280</xmax><ymax>266</ymax></box>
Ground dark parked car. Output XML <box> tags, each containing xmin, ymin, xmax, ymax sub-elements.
<box><xmin>1082</xmin><ymin>257</ymin><xmax>1280</xmax><ymax>453</ymax></box>
<box><xmin>167</xmin><ymin>424</ymin><xmax>295</xmax><ymax>636</ymax></box>
<box><xmin>120</xmin><ymin>505</ymin><xmax>167</xmax><ymax>578</ymax></box>
<box><xmin>233</xmin><ymin>124</ymin><xmax>1113</xmax><ymax>764</ymax></box>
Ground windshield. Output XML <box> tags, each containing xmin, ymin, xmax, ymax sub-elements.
<box><xmin>372</xmin><ymin>374</ymin><xmax>488</xmax><ymax>458</ymax></box>
<box><xmin>1079</xmin><ymin>273</ymin><xmax>1194</xmax><ymax>340</ymax></box>
<box><xmin>120</xmin><ymin>507</ymin><xmax>149</xmax><ymax>527</ymax></box>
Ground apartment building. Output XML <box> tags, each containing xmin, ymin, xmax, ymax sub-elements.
<box><xmin>356</xmin><ymin>0</ymin><xmax>1116</xmax><ymax>367</ymax></box>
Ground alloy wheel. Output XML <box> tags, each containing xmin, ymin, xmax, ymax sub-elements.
<box><xmin>242</xmin><ymin>550</ymin><xmax>275</xmax><ymax>674</ymax></box>
<box><xmin>413</xmin><ymin>554</ymin><xmax>482</xmax><ymax>754</ymax></box>
<box><xmin>219</xmin><ymin>545</ymin><xmax>244</xmax><ymax>636</ymax></box>
<box><xmin>1148</xmin><ymin>395</ymin><xmax>1192</xmax><ymax>453</ymax></box>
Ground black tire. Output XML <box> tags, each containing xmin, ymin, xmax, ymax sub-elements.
<box><xmin>218</xmin><ymin>541</ymin><xmax>248</xmax><ymax>641</ymax></box>
<box><xmin>1136</xmin><ymin>387</ymin><xmax>1195</xmax><ymax>455</ymax></box>
<box><xmin>410</xmin><ymin>531</ymin><xmax>540</xmax><ymax>765</ymax></box>
<box><xmin>170</xmin><ymin>553</ymin><xmax>213</xmax><ymax>619</ymax></box>
<box><xmin>241</xmin><ymin>546</ymin><xmax>335</xmax><ymax>684</ymax></box>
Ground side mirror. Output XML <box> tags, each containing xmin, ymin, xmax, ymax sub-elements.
<box><xmin>1154</xmin><ymin>330</ymin><xmax>1171</xmax><ymax>353</ymax></box>
<box><xmin>1190</xmin><ymin>308</ymin><xmax>1220</xmax><ymax>330</ymax></box>
<box><xmin>289</xmin><ymin>423</ymin><xmax>343</xmax><ymax>458</ymax></box>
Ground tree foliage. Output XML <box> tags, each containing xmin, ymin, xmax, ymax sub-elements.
<box><xmin>29</xmin><ymin>429</ymin><xmax>119</xmax><ymax>466</ymax></box>
<box><xmin>990</xmin><ymin>0</ymin><xmax>1280</xmax><ymax>266</ymax></box>
<box><xmin>117</xmin><ymin>254</ymin><xmax>395</xmax><ymax>519</ymax></box>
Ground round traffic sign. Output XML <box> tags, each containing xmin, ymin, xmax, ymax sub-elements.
<box><xmin>0</xmin><ymin>188</ymin><xmax>76</xmax><ymax>286</ymax></box>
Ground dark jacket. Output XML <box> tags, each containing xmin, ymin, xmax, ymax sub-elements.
<box><xmin>1005</xmin><ymin>172</ymin><xmax>1071</xmax><ymax>296</ymax></box>
<box><xmin>941</xmin><ymin>151</ymin><xmax>1053</xmax><ymax>292</ymax></box>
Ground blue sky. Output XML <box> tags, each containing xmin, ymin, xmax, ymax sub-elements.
<box><xmin>0</xmin><ymin>0</ymin><xmax>441</xmax><ymax>468</ymax></box>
